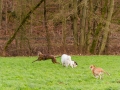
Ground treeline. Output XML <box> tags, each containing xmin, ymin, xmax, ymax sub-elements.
<box><xmin>0</xmin><ymin>0</ymin><xmax>120</xmax><ymax>56</ymax></box>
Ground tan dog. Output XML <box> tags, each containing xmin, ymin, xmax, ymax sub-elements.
<box><xmin>90</xmin><ymin>65</ymin><xmax>110</xmax><ymax>79</ymax></box>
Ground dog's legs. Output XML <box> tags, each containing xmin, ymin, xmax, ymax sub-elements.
<box><xmin>51</xmin><ymin>57</ymin><xmax>59</xmax><ymax>64</ymax></box>
<box><xmin>32</xmin><ymin>59</ymin><xmax>39</xmax><ymax>63</ymax></box>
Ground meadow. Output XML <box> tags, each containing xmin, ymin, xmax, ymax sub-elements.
<box><xmin>0</xmin><ymin>55</ymin><xmax>120</xmax><ymax>90</ymax></box>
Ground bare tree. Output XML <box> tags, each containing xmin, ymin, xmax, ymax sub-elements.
<box><xmin>99</xmin><ymin>0</ymin><xmax>114</xmax><ymax>54</ymax></box>
<box><xmin>44</xmin><ymin>0</ymin><xmax>51</xmax><ymax>54</ymax></box>
<box><xmin>80</xmin><ymin>0</ymin><xmax>88</xmax><ymax>53</ymax></box>
<box><xmin>0</xmin><ymin>0</ymin><xmax>3</xmax><ymax>29</ymax></box>
<box><xmin>60</xmin><ymin>1</ymin><xmax>67</xmax><ymax>53</ymax></box>
<box><xmin>73</xmin><ymin>0</ymin><xmax>78</xmax><ymax>52</ymax></box>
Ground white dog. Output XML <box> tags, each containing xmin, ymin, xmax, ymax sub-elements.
<box><xmin>61</xmin><ymin>54</ymin><xmax>77</xmax><ymax>68</ymax></box>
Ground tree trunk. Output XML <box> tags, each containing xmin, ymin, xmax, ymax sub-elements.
<box><xmin>99</xmin><ymin>0</ymin><xmax>114</xmax><ymax>54</ymax></box>
<box><xmin>5</xmin><ymin>0</ymin><xmax>8</xmax><ymax>35</ymax></box>
<box><xmin>62</xmin><ymin>17</ymin><xmax>66</xmax><ymax>53</ymax></box>
<box><xmin>73</xmin><ymin>0</ymin><xmax>78</xmax><ymax>53</ymax></box>
<box><xmin>30</xmin><ymin>0</ymin><xmax>34</xmax><ymax>35</ymax></box>
<box><xmin>61</xmin><ymin>1</ymin><xmax>66</xmax><ymax>53</ymax></box>
<box><xmin>90</xmin><ymin>22</ymin><xmax>102</xmax><ymax>54</ymax></box>
<box><xmin>44</xmin><ymin>0</ymin><xmax>51</xmax><ymax>54</ymax></box>
<box><xmin>0</xmin><ymin>0</ymin><xmax>2</xmax><ymax>29</ymax></box>
<box><xmin>80</xmin><ymin>0</ymin><xmax>87</xmax><ymax>54</ymax></box>
<box><xmin>86</xmin><ymin>0</ymin><xmax>93</xmax><ymax>54</ymax></box>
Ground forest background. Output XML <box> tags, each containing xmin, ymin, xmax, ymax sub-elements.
<box><xmin>0</xmin><ymin>0</ymin><xmax>120</xmax><ymax>56</ymax></box>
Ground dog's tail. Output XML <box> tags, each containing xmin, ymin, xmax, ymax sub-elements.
<box><xmin>55</xmin><ymin>55</ymin><xmax>61</xmax><ymax>58</ymax></box>
<box><xmin>104</xmin><ymin>71</ymin><xmax>110</xmax><ymax>76</ymax></box>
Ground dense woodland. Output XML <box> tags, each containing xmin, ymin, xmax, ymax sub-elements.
<box><xmin>0</xmin><ymin>0</ymin><xmax>120</xmax><ymax>56</ymax></box>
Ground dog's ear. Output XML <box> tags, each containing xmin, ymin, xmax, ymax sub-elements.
<box><xmin>90</xmin><ymin>65</ymin><xmax>95</xmax><ymax>68</ymax></box>
<box><xmin>90</xmin><ymin>65</ymin><xmax>93</xmax><ymax>68</ymax></box>
<box><xmin>38</xmin><ymin>51</ymin><xmax>42</xmax><ymax>56</ymax></box>
<box><xmin>74</xmin><ymin>61</ymin><xmax>78</xmax><ymax>65</ymax></box>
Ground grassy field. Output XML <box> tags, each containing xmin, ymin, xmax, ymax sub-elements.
<box><xmin>0</xmin><ymin>55</ymin><xmax>120</xmax><ymax>90</ymax></box>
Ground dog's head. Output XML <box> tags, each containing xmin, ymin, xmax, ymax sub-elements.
<box><xmin>38</xmin><ymin>51</ymin><xmax>43</xmax><ymax>56</ymax></box>
<box><xmin>90</xmin><ymin>65</ymin><xmax>95</xmax><ymax>70</ymax></box>
<box><xmin>74</xmin><ymin>61</ymin><xmax>77</xmax><ymax>65</ymax></box>
<box><xmin>73</xmin><ymin>61</ymin><xmax>78</xmax><ymax>68</ymax></box>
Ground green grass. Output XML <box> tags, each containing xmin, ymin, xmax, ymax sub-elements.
<box><xmin>0</xmin><ymin>55</ymin><xmax>120</xmax><ymax>90</ymax></box>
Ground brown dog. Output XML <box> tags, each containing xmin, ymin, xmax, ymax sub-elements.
<box><xmin>90</xmin><ymin>65</ymin><xmax>110</xmax><ymax>79</ymax></box>
<box><xmin>32</xmin><ymin>51</ymin><xmax>60</xmax><ymax>64</ymax></box>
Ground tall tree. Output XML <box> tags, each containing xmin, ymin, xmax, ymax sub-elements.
<box><xmin>61</xmin><ymin>1</ymin><xmax>67</xmax><ymax>53</ymax></box>
<box><xmin>30</xmin><ymin>0</ymin><xmax>34</xmax><ymax>35</ymax></box>
<box><xmin>44</xmin><ymin>0</ymin><xmax>51</xmax><ymax>54</ymax></box>
<box><xmin>99</xmin><ymin>0</ymin><xmax>114</xmax><ymax>54</ymax></box>
<box><xmin>86</xmin><ymin>0</ymin><xmax>93</xmax><ymax>54</ymax></box>
<box><xmin>73</xmin><ymin>0</ymin><xmax>78</xmax><ymax>52</ymax></box>
<box><xmin>0</xmin><ymin>0</ymin><xmax>3</xmax><ymax>29</ymax></box>
<box><xmin>80</xmin><ymin>0</ymin><xmax>88</xmax><ymax>53</ymax></box>
<box><xmin>5</xmin><ymin>0</ymin><xmax>8</xmax><ymax>34</ymax></box>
